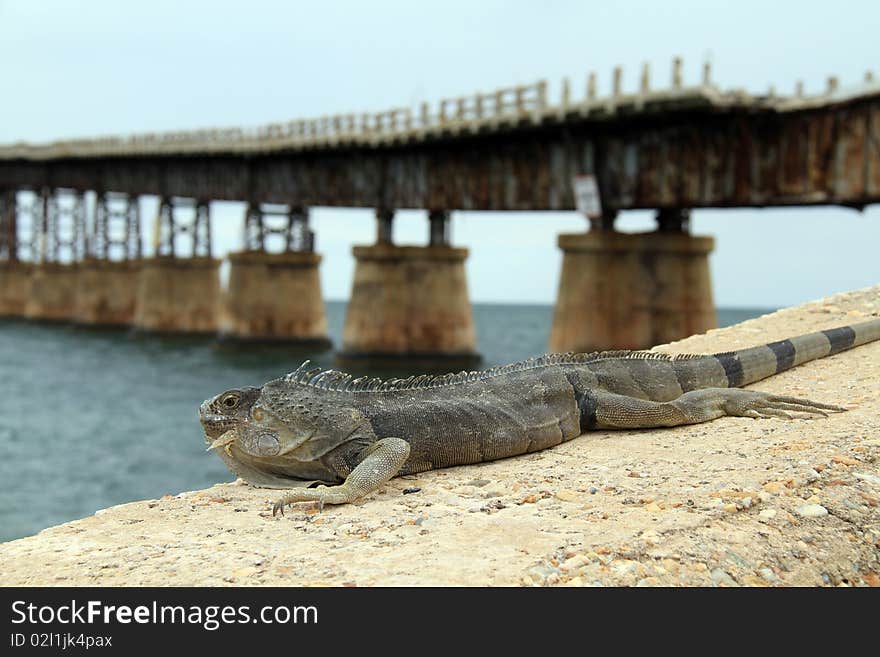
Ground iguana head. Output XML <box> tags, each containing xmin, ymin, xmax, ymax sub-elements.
<box><xmin>199</xmin><ymin>386</ymin><xmax>262</xmax><ymax>440</ymax></box>
<box><xmin>199</xmin><ymin>383</ymin><xmax>328</xmax><ymax>487</ymax></box>
<box><xmin>199</xmin><ymin>378</ymin><xmax>373</xmax><ymax>462</ymax></box>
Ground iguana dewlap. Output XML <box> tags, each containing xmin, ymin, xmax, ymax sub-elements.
<box><xmin>198</xmin><ymin>319</ymin><xmax>880</xmax><ymax>515</ymax></box>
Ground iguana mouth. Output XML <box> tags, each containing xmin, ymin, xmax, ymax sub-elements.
<box><xmin>198</xmin><ymin>402</ymin><xmax>238</xmax><ymax>439</ymax></box>
<box><xmin>201</xmin><ymin>420</ymin><xmax>237</xmax><ymax>440</ymax></box>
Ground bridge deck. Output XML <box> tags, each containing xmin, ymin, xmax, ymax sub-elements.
<box><xmin>1</xmin><ymin>76</ymin><xmax>879</xmax><ymax>211</ymax></box>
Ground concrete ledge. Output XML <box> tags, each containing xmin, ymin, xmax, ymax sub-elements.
<box><xmin>558</xmin><ymin>231</ymin><xmax>715</xmax><ymax>254</ymax></box>
<box><xmin>351</xmin><ymin>244</ymin><xmax>469</xmax><ymax>261</ymax></box>
<box><xmin>137</xmin><ymin>256</ymin><xmax>221</xmax><ymax>270</ymax></box>
<box><xmin>226</xmin><ymin>251</ymin><xmax>322</xmax><ymax>267</ymax></box>
<box><xmin>1</xmin><ymin>286</ymin><xmax>878</xmax><ymax>586</ymax></box>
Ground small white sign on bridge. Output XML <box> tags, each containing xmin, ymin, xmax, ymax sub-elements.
<box><xmin>573</xmin><ymin>174</ymin><xmax>602</xmax><ymax>219</ymax></box>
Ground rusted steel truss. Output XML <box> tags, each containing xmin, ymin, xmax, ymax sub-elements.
<box><xmin>4</xmin><ymin>190</ymin><xmax>42</xmax><ymax>263</ymax></box>
<box><xmin>244</xmin><ymin>203</ymin><xmax>314</xmax><ymax>253</ymax></box>
<box><xmin>0</xmin><ymin>189</ymin><xmax>17</xmax><ymax>261</ymax></box>
<box><xmin>91</xmin><ymin>191</ymin><xmax>142</xmax><ymax>261</ymax></box>
<box><xmin>155</xmin><ymin>197</ymin><xmax>211</xmax><ymax>258</ymax></box>
<box><xmin>43</xmin><ymin>189</ymin><xmax>86</xmax><ymax>264</ymax></box>
<box><xmin>1</xmin><ymin>95</ymin><xmax>878</xmax><ymax>213</ymax></box>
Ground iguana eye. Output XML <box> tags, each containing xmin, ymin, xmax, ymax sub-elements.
<box><xmin>221</xmin><ymin>393</ymin><xmax>239</xmax><ymax>409</ymax></box>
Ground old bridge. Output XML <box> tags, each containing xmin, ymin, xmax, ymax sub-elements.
<box><xmin>1</xmin><ymin>60</ymin><xmax>878</xmax><ymax>359</ymax></box>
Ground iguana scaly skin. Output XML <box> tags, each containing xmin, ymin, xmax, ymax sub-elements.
<box><xmin>198</xmin><ymin>319</ymin><xmax>880</xmax><ymax>515</ymax></box>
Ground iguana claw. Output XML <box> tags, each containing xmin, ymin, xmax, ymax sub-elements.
<box><xmin>269</xmin><ymin>438</ymin><xmax>411</xmax><ymax>515</ymax></box>
<box><xmin>724</xmin><ymin>391</ymin><xmax>845</xmax><ymax>419</ymax></box>
<box><xmin>272</xmin><ymin>489</ymin><xmax>328</xmax><ymax>517</ymax></box>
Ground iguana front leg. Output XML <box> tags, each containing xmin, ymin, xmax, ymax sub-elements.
<box><xmin>272</xmin><ymin>437</ymin><xmax>411</xmax><ymax>515</ymax></box>
<box><xmin>593</xmin><ymin>388</ymin><xmax>845</xmax><ymax>429</ymax></box>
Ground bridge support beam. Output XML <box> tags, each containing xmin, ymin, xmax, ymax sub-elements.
<box><xmin>549</xmin><ymin>223</ymin><xmax>715</xmax><ymax>352</ymax></box>
<box><xmin>376</xmin><ymin>208</ymin><xmax>394</xmax><ymax>245</ymax></box>
<box><xmin>74</xmin><ymin>192</ymin><xmax>143</xmax><ymax>327</ymax></box>
<box><xmin>24</xmin><ymin>189</ymin><xmax>86</xmax><ymax>322</ymax></box>
<box><xmin>133</xmin><ymin>197</ymin><xmax>220</xmax><ymax>334</ymax></box>
<box><xmin>221</xmin><ymin>204</ymin><xmax>330</xmax><ymax>346</ymax></box>
<box><xmin>340</xmin><ymin>209</ymin><xmax>477</xmax><ymax>363</ymax></box>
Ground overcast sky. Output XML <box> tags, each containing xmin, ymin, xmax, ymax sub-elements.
<box><xmin>2</xmin><ymin>0</ymin><xmax>878</xmax><ymax>307</ymax></box>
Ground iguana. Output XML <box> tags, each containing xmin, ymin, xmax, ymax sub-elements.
<box><xmin>198</xmin><ymin>319</ymin><xmax>880</xmax><ymax>515</ymax></box>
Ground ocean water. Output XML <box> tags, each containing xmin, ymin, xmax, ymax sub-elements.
<box><xmin>0</xmin><ymin>303</ymin><xmax>769</xmax><ymax>542</ymax></box>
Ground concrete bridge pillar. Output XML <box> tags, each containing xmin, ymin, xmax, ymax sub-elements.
<box><xmin>0</xmin><ymin>261</ymin><xmax>32</xmax><ymax>317</ymax></box>
<box><xmin>220</xmin><ymin>203</ymin><xmax>330</xmax><ymax>346</ymax></box>
<box><xmin>24</xmin><ymin>188</ymin><xmax>85</xmax><ymax>322</ymax></box>
<box><xmin>549</xmin><ymin>209</ymin><xmax>715</xmax><ymax>353</ymax></box>
<box><xmin>133</xmin><ymin>197</ymin><xmax>220</xmax><ymax>334</ymax></box>
<box><xmin>340</xmin><ymin>209</ymin><xmax>478</xmax><ymax>363</ymax></box>
<box><xmin>0</xmin><ymin>189</ymin><xmax>33</xmax><ymax>317</ymax></box>
<box><xmin>74</xmin><ymin>192</ymin><xmax>143</xmax><ymax>327</ymax></box>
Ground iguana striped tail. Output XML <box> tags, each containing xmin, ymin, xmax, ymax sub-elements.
<box><xmin>703</xmin><ymin>318</ymin><xmax>880</xmax><ymax>390</ymax></box>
